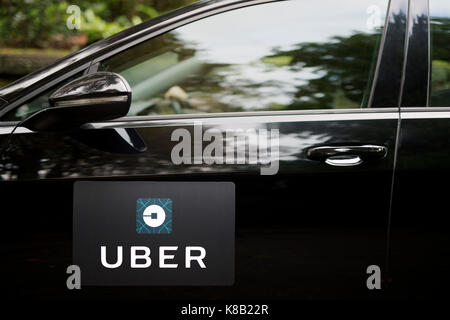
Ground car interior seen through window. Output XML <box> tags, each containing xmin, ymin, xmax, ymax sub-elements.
<box><xmin>99</xmin><ymin>0</ymin><xmax>388</xmax><ymax>116</ymax></box>
<box><xmin>3</xmin><ymin>72</ymin><xmax>84</xmax><ymax>121</ymax></box>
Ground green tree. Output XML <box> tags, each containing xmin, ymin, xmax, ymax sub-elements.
<box><xmin>0</xmin><ymin>0</ymin><xmax>195</xmax><ymax>48</ymax></box>
<box><xmin>266</xmin><ymin>31</ymin><xmax>382</xmax><ymax>110</ymax></box>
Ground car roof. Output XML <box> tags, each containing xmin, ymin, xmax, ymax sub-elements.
<box><xmin>0</xmin><ymin>0</ymin><xmax>278</xmax><ymax>109</ymax></box>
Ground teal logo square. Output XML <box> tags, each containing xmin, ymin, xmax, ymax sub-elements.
<box><xmin>136</xmin><ymin>198</ymin><xmax>172</xmax><ymax>234</ymax></box>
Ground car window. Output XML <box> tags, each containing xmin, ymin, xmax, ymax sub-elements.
<box><xmin>99</xmin><ymin>0</ymin><xmax>388</xmax><ymax>116</ymax></box>
<box><xmin>2</xmin><ymin>72</ymin><xmax>84</xmax><ymax>121</ymax></box>
<box><xmin>430</xmin><ymin>0</ymin><xmax>450</xmax><ymax>107</ymax></box>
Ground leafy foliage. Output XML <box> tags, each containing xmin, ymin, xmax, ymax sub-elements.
<box><xmin>267</xmin><ymin>31</ymin><xmax>383</xmax><ymax>109</ymax></box>
<box><xmin>0</xmin><ymin>0</ymin><xmax>195</xmax><ymax>48</ymax></box>
<box><xmin>431</xmin><ymin>17</ymin><xmax>450</xmax><ymax>92</ymax></box>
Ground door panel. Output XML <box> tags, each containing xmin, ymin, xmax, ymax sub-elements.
<box><xmin>0</xmin><ymin>0</ymin><xmax>407</xmax><ymax>299</ymax></box>
<box><xmin>1</xmin><ymin>110</ymin><xmax>398</xmax><ymax>298</ymax></box>
<box><xmin>390</xmin><ymin>111</ymin><xmax>450</xmax><ymax>297</ymax></box>
<box><xmin>388</xmin><ymin>0</ymin><xmax>450</xmax><ymax>298</ymax></box>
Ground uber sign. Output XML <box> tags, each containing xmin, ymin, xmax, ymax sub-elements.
<box><xmin>73</xmin><ymin>181</ymin><xmax>235</xmax><ymax>286</ymax></box>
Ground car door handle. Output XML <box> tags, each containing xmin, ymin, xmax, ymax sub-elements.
<box><xmin>307</xmin><ymin>145</ymin><xmax>387</xmax><ymax>167</ymax></box>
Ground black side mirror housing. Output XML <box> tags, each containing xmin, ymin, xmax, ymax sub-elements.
<box><xmin>21</xmin><ymin>72</ymin><xmax>131</xmax><ymax>132</ymax></box>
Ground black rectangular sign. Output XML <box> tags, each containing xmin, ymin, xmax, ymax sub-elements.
<box><xmin>73</xmin><ymin>181</ymin><xmax>235</xmax><ymax>286</ymax></box>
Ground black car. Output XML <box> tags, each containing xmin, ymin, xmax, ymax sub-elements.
<box><xmin>0</xmin><ymin>0</ymin><xmax>449</xmax><ymax>299</ymax></box>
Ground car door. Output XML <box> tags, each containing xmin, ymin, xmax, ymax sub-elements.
<box><xmin>0</xmin><ymin>0</ymin><xmax>405</xmax><ymax>299</ymax></box>
<box><xmin>389</xmin><ymin>0</ymin><xmax>450</xmax><ymax>298</ymax></box>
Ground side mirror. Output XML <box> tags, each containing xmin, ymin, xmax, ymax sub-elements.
<box><xmin>21</xmin><ymin>72</ymin><xmax>131</xmax><ymax>131</ymax></box>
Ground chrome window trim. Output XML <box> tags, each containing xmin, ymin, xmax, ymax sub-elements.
<box><xmin>400</xmin><ymin>107</ymin><xmax>450</xmax><ymax>119</ymax></box>
<box><xmin>87</xmin><ymin>112</ymin><xmax>400</xmax><ymax>130</ymax></box>
<box><xmin>401</xmin><ymin>112</ymin><xmax>450</xmax><ymax>119</ymax></box>
<box><xmin>0</xmin><ymin>108</ymin><xmax>400</xmax><ymax>135</ymax></box>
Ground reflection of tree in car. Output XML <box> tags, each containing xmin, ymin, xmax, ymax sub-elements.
<box><xmin>100</xmin><ymin>21</ymin><xmax>388</xmax><ymax>114</ymax></box>
<box><xmin>430</xmin><ymin>17</ymin><xmax>450</xmax><ymax>106</ymax></box>
<box><xmin>173</xmin><ymin>27</ymin><xmax>387</xmax><ymax>112</ymax></box>
<box><xmin>265</xmin><ymin>31</ymin><xmax>382</xmax><ymax>110</ymax></box>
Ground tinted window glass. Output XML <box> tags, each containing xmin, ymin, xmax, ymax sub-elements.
<box><xmin>2</xmin><ymin>72</ymin><xmax>84</xmax><ymax>121</ymax></box>
<box><xmin>100</xmin><ymin>0</ymin><xmax>388</xmax><ymax>116</ymax></box>
<box><xmin>430</xmin><ymin>0</ymin><xmax>450</xmax><ymax>107</ymax></box>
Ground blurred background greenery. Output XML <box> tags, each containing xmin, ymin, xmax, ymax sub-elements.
<box><xmin>0</xmin><ymin>0</ymin><xmax>195</xmax><ymax>86</ymax></box>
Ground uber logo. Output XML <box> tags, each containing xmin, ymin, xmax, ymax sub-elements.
<box><xmin>74</xmin><ymin>181</ymin><xmax>234</xmax><ymax>286</ymax></box>
<box><xmin>100</xmin><ymin>246</ymin><xmax>207</xmax><ymax>269</ymax></box>
<box><xmin>136</xmin><ymin>198</ymin><xmax>172</xmax><ymax>234</ymax></box>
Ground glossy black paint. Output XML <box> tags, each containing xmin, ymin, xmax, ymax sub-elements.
<box><xmin>70</xmin><ymin>128</ymin><xmax>147</xmax><ymax>154</ymax></box>
<box><xmin>1</xmin><ymin>114</ymin><xmax>398</xmax><ymax>298</ymax></box>
<box><xmin>369</xmin><ymin>0</ymin><xmax>408</xmax><ymax>108</ymax></box>
<box><xmin>389</xmin><ymin>112</ymin><xmax>450</xmax><ymax>297</ymax></box>
<box><xmin>2</xmin><ymin>114</ymin><xmax>397</xmax><ymax>178</ymax></box>
<box><xmin>2</xmin><ymin>0</ymin><xmax>449</xmax><ymax>300</ymax></box>
<box><xmin>49</xmin><ymin>72</ymin><xmax>131</xmax><ymax>104</ymax></box>
<box><xmin>400</xmin><ymin>0</ymin><xmax>430</xmax><ymax>107</ymax></box>
<box><xmin>21</xmin><ymin>72</ymin><xmax>132</xmax><ymax>131</ymax></box>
